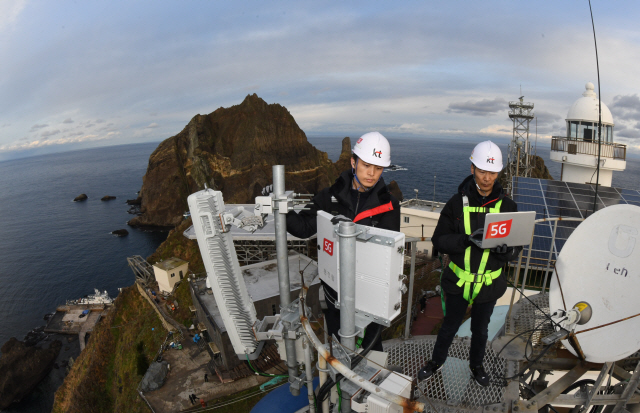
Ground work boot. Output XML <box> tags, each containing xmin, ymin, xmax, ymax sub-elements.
<box><xmin>470</xmin><ymin>364</ymin><xmax>490</xmax><ymax>387</ymax></box>
<box><xmin>417</xmin><ymin>360</ymin><xmax>443</xmax><ymax>381</ymax></box>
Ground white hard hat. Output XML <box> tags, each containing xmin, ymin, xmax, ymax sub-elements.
<box><xmin>352</xmin><ymin>132</ymin><xmax>391</xmax><ymax>167</ymax></box>
<box><xmin>469</xmin><ymin>140</ymin><xmax>503</xmax><ymax>172</ymax></box>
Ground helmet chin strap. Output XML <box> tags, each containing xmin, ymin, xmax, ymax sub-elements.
<box><xmin>352</xmin><ymin>158</ymin><xmax>380</xmax><ymax>192</ymax></box>
<box><xmin>472</xmin><ymin>165</ymin><xmax>486</xmax><ymax>195</ymax></box>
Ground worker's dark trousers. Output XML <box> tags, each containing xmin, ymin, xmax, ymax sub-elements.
<box><xmin>431</xmin><ymin>293</ymin><xmax>496</xmax><ymax>367</ymax></box>
<box><xmin>322</xmin><ymin>283</ymin><xmax>383</xmax><ymax>352</ymax></box>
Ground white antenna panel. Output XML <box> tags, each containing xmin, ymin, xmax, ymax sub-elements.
<box><xmin>549</xmin><ymin>204</ymin><xmax>640</xmax><ymax>363</ymax></box>
<box><xmin>187</xmin><ymin>189</ymin><xmax>259</xmax><ymax>357</ymax></box>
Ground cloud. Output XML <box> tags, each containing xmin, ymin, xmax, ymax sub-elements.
<box><xmin>146</xmin><ymin>123</ymin><xmax>159</xmax><ymax>129</ymax></box>
<box><xmin>41</xmin><ymin>129</ymin><xmax>60</xmax><ymax>137</ymax></box>
<box><xmin>62</xmin><ymin>118</ymin><xmax>74</xmax><ymax>124</ymax></box>
<box><xmin>0</xmin><ymin>0</ymin><xmax>26</xmax><ymax>31</ymax></box>
<box><xmin>479</xmin><ymin>124</ymin><xmax>511</xmax><ymax>135</ymax></box>
<box><xmin>0</xmin><ymin>131</ymin><xmax>120</xmax><ymax>153</ymax></box>
<box><xmin>30</xmin><ymin>124</ymin><xmax>48</xmax><ymax>131</ymax></box>
<box><xmin>610</xmin><ymin>94</ymin><xmax>640</xmax><ymax>122</ymax></box>
<box><xmin>615</xmin><ymin>125</ymin><xmax>640</xmax><ymax>140</ymax></box>
<box><xmin>446</xmin><ymin>98</ymin><xmax>507</xmax><ymax>116</ymax></box>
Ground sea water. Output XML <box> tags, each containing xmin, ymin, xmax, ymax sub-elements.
<box><xmin>0</xmin><ymin>137</ymin><xmax>638</xmax><ymax>412</ymax></box>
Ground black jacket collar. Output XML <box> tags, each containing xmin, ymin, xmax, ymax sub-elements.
<box><xmin>458</xmin><ymin>174</ymin><xmax>504</xmax><ymax>205</ymax></box>
<box><xmin>331</xmin><ymin>170</ymin><xmax>390</xmax><ymax>212</ymax></box>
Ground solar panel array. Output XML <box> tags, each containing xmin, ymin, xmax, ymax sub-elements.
<box><xmin>511</xmin><ymin>176</ymin><xmax>640</xmax><ymax>264</ymax></box>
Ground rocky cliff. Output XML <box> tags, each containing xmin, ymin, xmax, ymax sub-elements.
<box><xmin>129</xmin><ymin>94</ymin><xmax>349</xmax><ymax>228</ymax></box>
<box><xmin>0</xmin><ymin>338</ymin><xmax>61</xmax><ymax>409</ymax></box>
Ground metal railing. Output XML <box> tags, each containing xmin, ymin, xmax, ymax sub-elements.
<box><xmin>551</xmin><ymin>136</ymin><xmax>627</xmax><ymax>160</ymax></box>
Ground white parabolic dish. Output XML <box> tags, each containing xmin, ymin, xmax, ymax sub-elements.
<box><xmin>549</xmin><ymin>204</ymin><xmax>640</xmax><ymax>363</ymax></box>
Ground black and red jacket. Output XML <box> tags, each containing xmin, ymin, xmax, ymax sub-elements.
<box><xmin>286</xmin><ymin>170</ymin><xmax>400</xmax><ymax>239</ymax></box>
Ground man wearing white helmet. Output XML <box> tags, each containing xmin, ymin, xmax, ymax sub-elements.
<box><xmin>286</xmin><ymin>131</ymin><xmax>400</xmax><ymax>352</ymax></box>
<box><xmin>418</xmin><ymin>140</ymin><xmax>521</xmax><ymax>387</ymax></box>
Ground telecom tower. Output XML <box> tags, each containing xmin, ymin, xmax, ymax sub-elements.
<box><xmin>506</xmin><ymin>95</ymin><xmax>534</xmax><ymax>194</ymax></box>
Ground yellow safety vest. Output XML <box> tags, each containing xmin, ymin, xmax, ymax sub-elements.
<box><xmin>448</xmin><ymin>196</ymin><xmax>503</xmax><ymax>304</ymax></box>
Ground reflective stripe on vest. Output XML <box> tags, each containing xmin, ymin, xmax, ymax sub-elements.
<box><xmin>449</xmin><ymin>196</ymin><xmax>503</xmax><ymax>304</ymax></box>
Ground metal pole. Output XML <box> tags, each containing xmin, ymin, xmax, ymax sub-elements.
<box><xmin>338</xmin><ymin>220</ymin><xmax>357</xmax><ymax>413</ymax></box>
<box><xmin>303</xmin><ymin>338</ymin><xmax>316</xmax><ymax>413</ymax></box>
<box><xmin>432</xmin><ymin>175</ymin><xmax>436</xmax><ymax>211</ymax></box>
<box><xmin>404</xmin><ymin>241</ymin><xmax>417</xmax><ymax>339</ymax></box>
<box><xmin>272</xmin><ymin>165</ymin><xmax>300</xmax><ymax>394</ymax></box>
<box><xmin>541</xmin><ymin>220</ymin><xmax>558</xmax><ymax>295</ymax></box>
<box><xmin>338</xmin><ymin>221</ymin><xmax>357</xmax><ymax>354</ymax></box>
<box><xmin>507</xmin><ymin>249</ymin><xmax>525</xmax><ymax>334</ymax></box>
<box><xmin>520</xmin><ymin>230</ymin><xmax>536</xmax><ymax>298</ymax></box>
<box><xmin>318</xmin><ymin>355</ymin><xmax>329</xmax><ymax>413</ymax></box>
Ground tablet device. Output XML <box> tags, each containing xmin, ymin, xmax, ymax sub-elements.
<box><xmin>480</xmin><ymin>211</ymin><xmax>536</xmax><ymax>249</ymax></box>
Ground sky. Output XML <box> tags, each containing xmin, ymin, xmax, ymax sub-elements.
<box><xmin>2</xmin><ymin>0</ymin><xmax>640</xmax><ymax>161</ymax></box>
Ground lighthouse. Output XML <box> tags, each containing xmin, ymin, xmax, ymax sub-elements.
<box><xmin>550</xmin><ymin>82</ymin><xmax>627</xmax><ymax>187</ymax></box>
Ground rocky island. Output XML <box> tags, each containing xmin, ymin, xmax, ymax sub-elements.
<box><xmin>128</xmin><ymin>94</ymin><xmax>351</xmax><ymax>228</ymax></box>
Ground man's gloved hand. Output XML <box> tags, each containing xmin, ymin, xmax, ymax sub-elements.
<box><xmin>491</xmin><ymin>244</ymin><xmax>509</xmax><ymax>254</ymax></box>
<box><xmin>468</xmin><ymin>228</ymin><xmax>484</xmax><ymax>248</ymax></box>
<box><xmin>261</xmin><ymin>184</ymin><xmax>273</xmax><ymax>196</ymax></box>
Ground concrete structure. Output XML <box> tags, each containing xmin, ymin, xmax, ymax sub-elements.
<box><xmin>399</xmin><ymin>199</ymin><xmax>444</xmax><ymax>258</ymax></box>
<box><xmin>550</xmin><ymin>82</ymin><xmax>627</xmax><ymax>187</ymax></box>
<box><xmin>153</xmin><ymin>257</ymin><xmax>189</xmax><ymax>294</ymax></box>
<box><xmin>189</xmin><ymin>254</ymin><xmax>321</xmax><ymax>372</ymax></box>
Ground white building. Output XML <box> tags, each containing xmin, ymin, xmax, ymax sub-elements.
<box><xmin>550</xmin><ymin>82</ymin><xmax>627</xmax><ymax>187</ymax></box>
<box><xmin>153</xmin><ymin>257</ymin><xmax>189</xmax><ymax>294</ymax></box>
<box><xmin>399</xmin><ymin>199</ymin><xmax>444</xmax><ymax>258</ymax></box>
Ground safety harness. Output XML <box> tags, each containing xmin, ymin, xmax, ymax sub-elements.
<box><xmin>448</xmin><ymin>195</ymin><xmax>503</xmax><ymax>304</ymax></box>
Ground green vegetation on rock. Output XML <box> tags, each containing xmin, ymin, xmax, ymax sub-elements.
<box><xmin>52</xmin><ymin>286</ymin><xmax>166</xmax><ymax>413</ymax></box>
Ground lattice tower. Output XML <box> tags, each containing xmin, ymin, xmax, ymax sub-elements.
<box><xmin>506</xmin><ymin>96</ymin><xmax>534</xmax><ymax>195</ymax></box>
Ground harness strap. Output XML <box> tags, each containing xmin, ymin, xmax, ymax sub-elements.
<box><xmin>450</xmin><ymin>196</ymin><xmax>503</xmax><ymax>303</ymax></box>
<box><xmin>353</xmin><ymin>201</ymin><xmax>394</xmax><ymax>223</ymax></box>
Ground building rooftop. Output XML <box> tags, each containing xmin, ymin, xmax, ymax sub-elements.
<box><xmin>400</xmin><ymin>198</ymin><xmax>445</xmax><ymax>214</ymax></box>
<box><xmin>193</xmin><ymin>254</ymin><xmax>319</xmax><ymax>332</ymax></box>
<box><xmin>183</xmin><ymin>204</ymin><xmax>316</xmax><ymax>241</ymax></box>
<box><xmin>153</xmin><ymin>257</ymin><xmax>188</xmax><ymax>271</ymax></box>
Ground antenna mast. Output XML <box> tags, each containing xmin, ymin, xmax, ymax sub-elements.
<box><xmin>506</xmin><ymin>95</ymin><xmax>535</xmax><ymax>194</ymax></box>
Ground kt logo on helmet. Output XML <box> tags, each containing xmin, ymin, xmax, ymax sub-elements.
<box><xmin>486</xmin><ymin>157</ymin><xmax>495</xmax><ymax>164</ymax></box>
<box><xmin>372</xmin><ymin>148</ymin><xmax>382</xmax><ymax>158</ymax></box>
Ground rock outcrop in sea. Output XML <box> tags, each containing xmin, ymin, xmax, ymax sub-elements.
<box><xmin>73</xmin><ymin>194</ymin><xmax>87</xmax><ymax>202</ymax></box>
<box><xmin>128</xmin><ymin>94</ymin><xmax>350</xmax><ymax>228</ymax></box>
<box><xmin>0</xmin><ymin>338</ymin><xmax>62</xmax><ymax>409</ymax></box>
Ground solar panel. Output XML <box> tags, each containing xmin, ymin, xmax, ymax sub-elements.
<box><xmin>511</xmin><ymin>176</ymin><xmax>640</xmax><ymax>264</ymax></box>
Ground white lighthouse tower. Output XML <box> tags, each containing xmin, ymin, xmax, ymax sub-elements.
<box><xmin>550</xmin><ymin>82</ymin><xmax>627</xmax><ymax>187</ymax></box>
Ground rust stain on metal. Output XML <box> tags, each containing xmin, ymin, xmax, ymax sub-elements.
<box><xmin>401</xmin><ymin>399</ymin><xmax>424</xmax><ymax>413</ymax></box>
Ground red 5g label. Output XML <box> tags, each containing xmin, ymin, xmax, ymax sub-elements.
<box><xmin>323</xmin><ymin>238</ymin><xmax>334</xmax><ymax>256</ymax></box>
<box><xmin>486</xmin><ymin>219</ymin><xmax>513</xmax><ymax>239</ymax></box>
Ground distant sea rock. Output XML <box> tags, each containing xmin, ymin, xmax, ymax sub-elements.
<box><xmin>0</xmin><ymin>337</ymin><xmax>62</xmax><ymax>409</ymax></box>
<box><xmin>73</xmin><ymin>194</ymin><xmax>88</xmax><ymax>202</ymax></box>
<box><xmin>111</xmin><ymin>229</ymin><xmax>129</xmax><ymax>237</ymax></box>
<box><xmin>101</xmin><ymin>195</ymin><xmax>116</xmax><ymax>201</ymax></box>
<box><xmin>128</xmin><ymin>94</ymin><xmax>350</xmax><ymax>228</ymax></box>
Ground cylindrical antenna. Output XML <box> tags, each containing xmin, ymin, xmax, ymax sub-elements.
<box><xmin>432</xmin><ymin>175</ymin><xmax>436</xmax><ymax>211</ymax></box>
<box><xmin>589</xmin><ymin>0</ymin><xmax>602</xmax><ymax>214</ymax></box>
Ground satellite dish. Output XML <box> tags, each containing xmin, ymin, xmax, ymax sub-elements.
<box><xmin>549</xmin><ymin>204</ymin><xmax>640</xmax><ymax>363</ymax></box>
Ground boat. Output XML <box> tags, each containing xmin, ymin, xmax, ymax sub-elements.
<box><xmin>67</xmin><ymin>288</ymin><xmax>113</xmax><ymax>305</ymax></box>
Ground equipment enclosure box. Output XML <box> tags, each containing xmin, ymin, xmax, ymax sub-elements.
<box><xmin>316</xmin><ymin>211</ymin><xmax>405</xmax><ymax>326</ymax></box>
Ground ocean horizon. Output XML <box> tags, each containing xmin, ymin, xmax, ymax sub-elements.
<box><xmin>0</xmin><ymin>136</ymin><xmax>639</xmax><ymax>411</ymax></box>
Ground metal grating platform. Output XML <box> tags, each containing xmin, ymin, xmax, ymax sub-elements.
<box><xmin>384</xmin><ymin>336</ymin><xmax>507</xmax><ymax>413</ymax></box>
<box><xmin>504</xmin><ymin>293</ymin><xmax>554</xmax><ymax>355</ymax></box>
